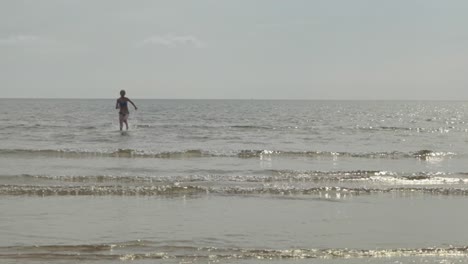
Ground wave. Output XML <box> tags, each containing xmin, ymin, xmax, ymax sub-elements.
<box><xmin>1</xmin><ymin>242</ymin><xmax>467</xmax><ymax>260</ymax></box>
<box><xmin>356</xmin><ymin>125</ymin><xmax>464</xmax><ymax>134</ymax></box>
<box><xmin>135</xmin><ymin>124</ymin><xmax>153</xmax><ymax>128</ymax></box>
<box><xmin>230</xmin><ymin>125</ymin><xmax>272</xmax><ymax>130</ymax></box>
<box><xmin>0</xmin><ymin>148</ymin><xmax>457</xmax><ymax>160</ymax></box>
<box><xmin>131</xmin><ymin>124</ymin><xmax>293</xmax><ymax>130</ymax></box>
<box><xmin>1</xmin><ymin>184</ymin><xmax>468</xmax><ymax>197</ymax></box>
<box><xmin>4</xmin><ymin>170</ymin><xmax>468</xmax><ymax>185</ymax></box>
<box><xmin>0</xmin><ymin>185</ymin><xmax>208</xmax><ymax>196</ymax></box>
<box><xmin>269</xmin><ymin>170</ymin><xmax>468</xmax><ymax>184</ymax></box>
<box><xmin>0</xmin><ymin>148</ymin><xmax>213</xmax><ymax>159</ymax></box>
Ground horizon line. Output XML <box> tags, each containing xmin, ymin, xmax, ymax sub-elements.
<box><xmin>0</xmin><ymin>97</ymin><xmax>467</xmax><ymax>102</ymax></box>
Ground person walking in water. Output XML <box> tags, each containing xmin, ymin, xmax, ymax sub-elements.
<box><xmin>116</xmin><ymin>90</ymin><xmax>138</xmax><ymax>131</ymax></box>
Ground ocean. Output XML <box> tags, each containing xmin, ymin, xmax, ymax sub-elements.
<box><xmin>1</xmin><ymin>99</ymin><xmax>468</xmax><ymax>264</ymax></box>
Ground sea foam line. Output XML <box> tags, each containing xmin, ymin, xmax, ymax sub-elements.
<box><xmin>0</xmin><ymin>148</ymin><xmax>458</xmax><ymax>160</ymax></box>
<box><xmin>1</xmin><ymin>243</ymin><xmax>467</xmax><ymax>260</ymax></box>
<box><xmin>3</xmin><ymin>170</ymin><xmax>466</xmax><ymax>185</ymax></box>
<box><xmin>1</xmin><ymin>184</ymin><xmax>468</xmax><ymax>196</ymax></box>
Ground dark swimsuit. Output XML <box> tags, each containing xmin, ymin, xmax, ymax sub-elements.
<box><xmin>118</xmin><ymin>100</ymin><xmax>128</xmax><ymax>115</ymax></box>
<box><xmin>119</xmin><ymin>101</ymin><xmax>128</xmax><ymax>107</ymax></box>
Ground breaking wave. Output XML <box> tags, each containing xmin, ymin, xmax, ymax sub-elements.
<box><xmin>1</xmin><ymin>242</ymin><xmax>467</xmax><ymax>261</ymax></box>
<box><xmin>3</xmin><ymin>170</ymin><xmax>468</xmax><ymax>185</ymax></box>
<box><xmin>269</xmin><ymin>170</ymin><xmax>468</xmax><ymax>185</ymax></box>
<box><xmin>1</xmin><ymin>184</ymin><xmax>468</xmax><ymax>197</ymax></box>
<box><xmin>0</xmin><ymin>148</ymin><xmax>457</xmax><ymax>160</ymax></box>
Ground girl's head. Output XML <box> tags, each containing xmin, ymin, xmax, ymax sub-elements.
<box><xmin>120</xmin><ymin>90</ymin><xmax>126</xmax><ymax>96</ymax></box>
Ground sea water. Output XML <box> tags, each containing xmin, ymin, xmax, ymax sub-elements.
<box><xmin>1</xmin><ymin>99</ymin><xmax>468</xmax><ymax>263</ymax></box>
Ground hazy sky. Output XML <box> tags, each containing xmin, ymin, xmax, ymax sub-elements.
<box><xmin>1</xmin><ymin>0</ymin><xmax>468</xmax><ymax>99</ymax></box>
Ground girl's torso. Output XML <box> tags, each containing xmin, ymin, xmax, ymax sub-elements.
<box><xmin>118</xmin><ymin>97</ymin><xmax>129</xmax><ymax>114</ymax></box>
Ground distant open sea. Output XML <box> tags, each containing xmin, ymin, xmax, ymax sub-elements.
<box><xmin>1</xmin><ymin>99</ymin><xmax>468</xmax><ymax>264</ymax></box>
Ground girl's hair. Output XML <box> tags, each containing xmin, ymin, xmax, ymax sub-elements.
<box><xmin>120</xmin><ymin>90</ymin><xmax>126</xmax><ymax>96</ymax></box>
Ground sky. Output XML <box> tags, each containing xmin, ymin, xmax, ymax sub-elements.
<box><xmin>1</xmin><ymin>0</ymin><xmax>468</xmax><ymax>100</ymax></box>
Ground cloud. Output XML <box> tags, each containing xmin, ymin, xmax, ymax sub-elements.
<box><xmin>138</xmin><ymin>34</ymin><xmax>205</xmax><ymax>48</ymax></box>
<box><xmin>0</xmin><ymin>35</ymin><xmax>40</xmax><ymax>45</ymax></box>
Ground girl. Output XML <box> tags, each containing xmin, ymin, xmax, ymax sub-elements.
<box><xmin>116</xmin><ymin>90</ymin><xmax>138</xmax><ymax>130</ymax></box>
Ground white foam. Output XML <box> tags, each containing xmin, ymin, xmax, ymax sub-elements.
<box><xmin>368</xmin><ymin>176</ymin><xmax>468</xmax><ymax>185</ymax></box>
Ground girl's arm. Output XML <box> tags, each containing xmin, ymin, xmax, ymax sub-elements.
<box><xmin>116</xmin><ymin>99</ymin><xmax>120</xmax><ymax>109</ymax></box>
<box><xmin>129</xmin><ymin>99</ymin><xmax>138</xmax><ymax>110</ymax></box>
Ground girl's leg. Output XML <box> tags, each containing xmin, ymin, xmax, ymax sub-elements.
<box><xmin>123</xmin><ymin>114</ymin><xmax>129</xmax><ymax>130</ymax></box>
<box><xmin>119</xmin><ymin>114</ymin><xmax>124</xmax><ymax>131</ymax></box>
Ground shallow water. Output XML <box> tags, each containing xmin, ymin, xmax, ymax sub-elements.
<box><xmin>1</xmin><ymin>99</ymin><xmax>468</xmax><ymax>263</ymax></box>
<box><xmin>1</xmin><ymin>194</ymin><xmax>468</xmax><ymax>263</ymax></box>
